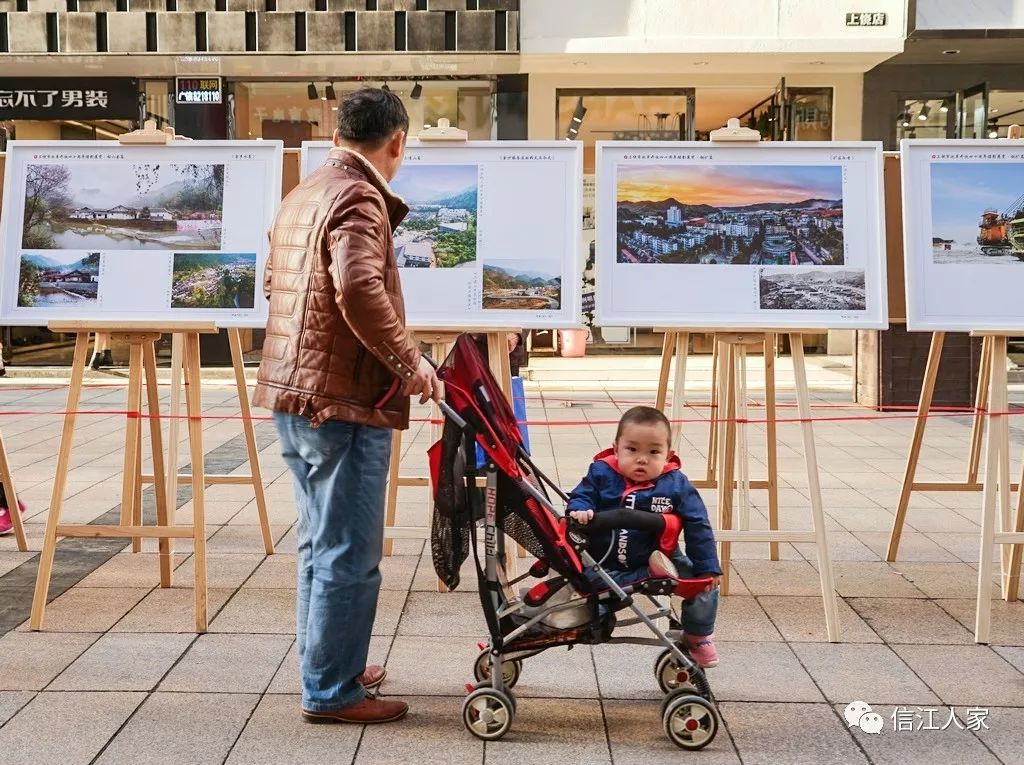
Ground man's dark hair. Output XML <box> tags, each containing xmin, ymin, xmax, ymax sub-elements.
<box><xmin>336</xmin><ymin>87</ymin><xmax>409</xmax><ymax>148</ymax></box>
<box><xmin>615</xmin><ymin>405</ymin><xmax>672</xmax><ymax>444</ymax></box>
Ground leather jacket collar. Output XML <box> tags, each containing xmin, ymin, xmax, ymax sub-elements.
<box><xmin>327</xmin><ymin>147</ymin><xmax>409</xmax><ymax>230</ymax></box>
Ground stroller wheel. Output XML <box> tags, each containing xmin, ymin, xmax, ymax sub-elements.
<box><xmin>473</xmin><ymin>650</ymin><xmax>522</xmax><ymax>688</ymax></box>
<box><xmin>654</xmin><ymin>649</ymin><xmax>699</xmax><ymax>695</ymax></box>
<box><xmin>462</xmin><ymin>687</ymin><xmax>515</xmax><ymax>741</ymax></box>
<box><xmin>662</xmin><ymin>692</ymin><xmax>718</xmax><ymax>751</ymax></box>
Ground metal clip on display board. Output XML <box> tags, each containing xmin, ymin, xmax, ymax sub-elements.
<box><xmin>652</xmin><ymin>118</ymin><xmax>841</xmax><ymax>641</ymax></box>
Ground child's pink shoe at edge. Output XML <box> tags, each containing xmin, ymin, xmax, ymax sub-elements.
<box><xmin>685</xmin><ymin>632</ymin><xmax>719</xmax><ymax>668</ymax></box>
<box><xmin>0</xmin><ymin>500</ymin><xmax>26</xmax><ymax>536</ymax></box>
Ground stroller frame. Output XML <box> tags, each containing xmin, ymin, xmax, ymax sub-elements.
<box><xmin>431</xmin><ymin>343</ymin><xmax>721</xmax><ymax>750</ymax></box>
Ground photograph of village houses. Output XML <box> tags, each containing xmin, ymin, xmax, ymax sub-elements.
<box><xmin>616</xmin><ymin>163</ymin><xmax>845</xmax><ymax>266</ymax></box>
<box><xmin>170</xmin><ymin>253</ymin><xmax>256</xmax><ymax>310</ymax></box>
<box><xmin>21</xmin><ymin>162</ymin><xmax>224</xmax><ymax>251</ymax></box>
<box><xmin>389</xmin><ymin>164</ymin><xmax>478</xmax><ymax>268</ymax></box>
<box><xmin>482</xmin><ymin>259</ymin><xmax>561</xmax><ymax>310</ymax></box>
<box><xmin>18</xmin><ymin>251</ymin><xmax>101</xmax><ymax>307</ymax></box>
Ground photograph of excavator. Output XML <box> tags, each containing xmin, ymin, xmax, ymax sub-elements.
<box><xmin>930</xmin><ymin>161</ymin><xmax>1024</xmax><ymax>263</ymax></box>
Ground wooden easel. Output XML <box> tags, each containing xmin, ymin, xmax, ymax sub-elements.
<box><xmin>973</xmin><ymin>333</ymin><xmax>1024</xmax><ymax>643</ymax></box>
<box><xmin>149</xmin><ymin>328</ymin><xmax>275</xmax><ymax>555</ymax></box>
<box><xmin>383</xmin><ymin>328</ymin><xmax>519</xmax><ymax>590</ymax></box>
<box><xmin>885</xmin><ymin>332</ymin><xmax>1010</xmax><ymax>561</ymax></box>
<box><xmin>0</xmin><ymin>428</ymin><xmax>28</xmax><ymax>551</ymax></box>
<box><xmin>712</xmin><ymin>331</ymin><xmax>841</xmax><ymax>641</ymax></box>
<box><xmin>655</xmin><ymin>329</ymin><xmax>783</xmax><ymax>560</ymax></box>
<box><xmin>30</xmin><ymin>322</ymin><xmax>216</xmax><ymax>632</ymax></box>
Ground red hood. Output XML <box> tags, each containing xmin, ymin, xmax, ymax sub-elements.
<box><xmin>594</xmin><ymin>447</ymin><xmax>680</xmax><ymax>483</ymax></box>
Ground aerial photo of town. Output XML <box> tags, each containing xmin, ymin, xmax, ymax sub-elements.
<box><xmin>21</xmin><ymin>162</ymin><xmax>224</xmax><ymax>250</ymax></box>
<box><xmin>170</xmin><ymin>252</ymin><xmax>256</xmax><ymax>309</ymax></box>
<box><xmin>482</xmin><ymin>259</ymin><xmax>561</xmax><ymax>310</ymax></box>
<box><xmin>759</xmin><ymin>269</ymin><xmax>866</xmax><ymax>311</ymax></box>
<box><xmin>616</xmin><ymin>164</ymin><xmax>845</xmax><ymax>266</ymax></box>
<box><xmin>390</xmin><ymin>164</ymin><xmax>478</xmax><ymax>268</ymax></box>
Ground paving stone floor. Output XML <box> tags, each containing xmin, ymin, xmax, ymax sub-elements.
<box><xmin>0</xmin><ymin>374</ymin><xmax>1022</xmax><ymax>764</ymax></box>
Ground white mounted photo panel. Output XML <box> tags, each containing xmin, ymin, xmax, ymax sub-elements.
<box><xmin>301</xmin><ymin>140</ymin><xmax>582</xmax><ymax>329</ymax></box>
<box><xmin>0</xmin><ymin>140</ymin><xmax>283</xmax><ymax>328</ymax></box>
<box><xmin>595</xmin><ymin>141</ymin><xmax>888</xmax><ymax>329</ymax></box>
<box><xmin>901</xmin><ymin>139</ymin><xmax>1024</xmax><ymax>332</ymax></box>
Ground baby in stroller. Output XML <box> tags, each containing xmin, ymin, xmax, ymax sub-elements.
<box><xmin>567</xmin><ymin>406</ymin><xmax>721</xmax><ymax>667</ymax></box>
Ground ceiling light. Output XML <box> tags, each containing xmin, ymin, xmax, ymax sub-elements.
<box><xmin>942</xmin><ymin>49</ymin><xmax>960</xmax><ymax>55</ymax></box>
<box><xmin>989</xmin><ymin>129</ymin><xmax>999</xmax><ymax>138</ymax></box>
<box><xmin>918</xmin><ymin>104</ymin><xmax>931</xmax><ymax>121</ymax></box>
<box><xmin>325</xmin><ymin>82</ymin><xmax>336</xmax><ymax>101</ymax></box>
<box><xmin>307</xmin><ymin>82</ymin><xmax>318</xmax><ymax>100</ymax></box>
<box><xmin>990</xmin><ymin>107</ymin><xmax>999</xmax><ymax>113</ymax></box>
<box><xmin>940</xmin><ymin>99</ymin><xmax>950</xmax><ymax>113</ymax></box>
<box><xmin>381</xmin><ymin>82</ymin><xmax>390</xmax><ymax>92</ymax></box>
<box><xmin>410</xmin><ymin>81</ymin><xmax>422</xmax><ymax>99</ymax></box>
<box><xmin>809</xmin><ymin>60</ymin><xmax>825</xmax><ymax>65</ymax></box>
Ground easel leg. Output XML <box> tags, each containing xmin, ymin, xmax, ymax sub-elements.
<box><xmin>484</xmin><ymin>333</ymin><xmax>525</xmax><ymax>565</ymax></box>
<box><xmin>1006</xmin><ymin>456</ymin><xmax>1024</xmax><ymax>602</ymax></box>
<box><xmin>968</xmin><ymin>335</ymin><xmax>993</xmax><ymax>484</ymax></box>
<box><xmin>670</xmin><ymin>332</ymin><xmax>689</xmax><ymax>453</ymax></box>
<box><xmin>736</xmin><ymin>347</ymin><xmax>751</xmax><ymax>533</ymax></box>
<box><xmin>30</xmin><ymin>333</ymin><xmax>90</xmax><ymax>630</ymax></box>
<box><xmin>120</xmin><ymin>343</ymin><xmax>144</xmax><ymax>553</ymax></box>
<box><xmin>228</xmin><ymin>328</ymin><xmax>274</xmax><ymax>555</ymax></box>
<box><xmin>976</xmin><ymin>335</ymin><xmax>1006</xmax><ymax>644</ymax></box>
<box><xmin>764</xmin><ymin>334</ymin><xmax>780</xmax><ymax>561</ymax></box>
<box><xmin>167</xmin><ymin>334</ymin><xmax>183</xmax><ymax>528</ymax></box>
<box><xmin>717</xmin><ymin>341</ymin><xmax>737</xmax><ymax>596</ymax></box>
<box><xmin>655</xmin><ymin>331</ymin><xmax>675</xmax><ymax>412</ymax></box>
<box><xmin>383</xmin><ymin>429</ymin><xmax>401</xmax><ymax>558</ymax></box>
<box><xmin>143</xmin><ymin>340</ymin><xmax>173</xmax><ymax>588</ymax></box>
<box><xmin>887</xmin><ymin>331</ymin><xmax>944</xmax><ymax>562</ymax></box>
<box><xmin>0</xmin><ymin>431</ymin><xmax>28</xmax><ymax>552</ymax></box>
<box><xmin>791</xmin><ymin>333</ymin><xmax>841</xmax><ymax>642</ymax></box>
<box><xmin>183</xmin><ymin>333</ymin><xmax>208</xmax><ymax>633</ymax></box>
<box><xmin>707</xmin><ymin>337</ymin><xmax>719</xmax><ymax>485</ymax></box>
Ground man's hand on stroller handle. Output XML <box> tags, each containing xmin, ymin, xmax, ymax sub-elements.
<box><xmin>403</xmin><ymin>356</ymin><xmax>443</xmax><ymax>404</ymax></box>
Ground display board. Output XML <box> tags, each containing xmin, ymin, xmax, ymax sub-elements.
<box><xmin>595</xmin><ymin>142</ymin><xmax>888</xmax><ymax>329</ymax></box>
<box><xmin>901</xmin><ymin>139</ymin><xmax>1024</xmax><ymax>331</ymax></box>
<box><xmin>0</xmin><ymin>140</ymin><xmax>282</xmax><ymax>327</ymax></box>
<box><xmin>301</xmin><ymin>140</ymin><xmax>582</xmax><ymax>329</ymax></box>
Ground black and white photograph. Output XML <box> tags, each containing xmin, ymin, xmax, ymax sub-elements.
<box><xmin>758</xmin><ymin>269</ymin><xmax>866</xmax><ymax>311</ymax></box>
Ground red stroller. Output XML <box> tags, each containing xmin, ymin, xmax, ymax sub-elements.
<box><xmin>428</xmin><ymin>335</ymin><xmax>721</xmax><ymax>750</ymax></box>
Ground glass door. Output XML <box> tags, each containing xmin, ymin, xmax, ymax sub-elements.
<box><xmin>958</xmin><ymin>82</ymin><xmax>989</xmax><ymax>139</ymax></box>
<box><xmin>772</xmin><ymin>77</ymin><xmax>788</xmax><ymax>141</ymax></box>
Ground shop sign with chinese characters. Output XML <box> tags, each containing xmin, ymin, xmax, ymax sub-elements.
<box><xmin>176</xmin><ymin>77</ymin><xmax>223</xmax><ymax>105</ymax></box>
<box><xmin>0</xmin><ymin>78</ymin><xmax>138</xmax><ymax>121</ymax></box>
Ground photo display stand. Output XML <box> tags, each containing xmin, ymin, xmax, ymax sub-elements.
<box><xmin>0</xmin><ymin>428</ymin><xmax>28</xmax><ymax>551</ymax></box>
<box><xmin>30</xmin><ymin>320</ymin><xmax>216</xmax><ymax>632</ymax></box>
<box><xmin>372</xmin><ymin>121</ymin><xmax>523</xmax><ymax>587</ymax></box>
<box><xmin>895</xmin><ymin>127</ymin><xmax>1024</xmax><ymax>643</ymax></box>
<box><xmin>611</xmin><ymin>119</ymin><xmax>847</xmax><ymax>641</ymax></box>
<box><xmin>20</xmin><ymin>123</ymin><xmax>276</xmax><ymax>633</ymax></box>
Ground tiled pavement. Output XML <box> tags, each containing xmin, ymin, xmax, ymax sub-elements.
<box><xmin>0</xmin><ymin>372</ymin><xmax>1022</xmax><ymax>764</ymax></box>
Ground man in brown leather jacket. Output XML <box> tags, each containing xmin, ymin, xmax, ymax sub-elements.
<box><xmin>254</xmin><ymin>88</ymin><xmax>440</xmax><ymax>725</ymax></box>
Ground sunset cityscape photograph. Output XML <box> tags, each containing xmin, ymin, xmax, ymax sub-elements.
<box><xmin>616</xmin><ymin>163</ymin><xmax>846</xmax><ymax>265</ymax></box>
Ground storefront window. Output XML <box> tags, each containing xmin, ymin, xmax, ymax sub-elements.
<box><xmin>985</xmin><ymin>90</ymin><xmax>1024</xmax><ymax>138</ymax></box>
<box><xmin>896</xmin><ymin>95</ymin><xmax>954</xmax><ymax>142</ymax></box>
<box><xmin>789</xmin><ymin>88</ymin><xmax>833</xmax><ymax>141</ymax></box>
<box><xmin>234</xmin><ymin>79</ymin><xmax>495</xmax><ymax>147</ymax></box>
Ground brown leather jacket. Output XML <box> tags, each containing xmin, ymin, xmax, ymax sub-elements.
<box><xmin>253</xmin><ymin>148</ymin><xmax>420</xmax><ymax>430</ymax></box>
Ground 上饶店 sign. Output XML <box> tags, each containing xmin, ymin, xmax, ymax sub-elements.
<box><xmin>176</xmin><ymin>77</ymin><xmax>223</xmax><ymax>105</ymax></box>
<box><xmin>0</xmin><ymin>78</ymin><xmax>139</xmax><ymax>120</ymax></box>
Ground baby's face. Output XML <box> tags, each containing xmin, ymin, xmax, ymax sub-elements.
<box><xmin>614</xmin><ymin>422</ymin><xmax>670</xmax><ymax>483</ymax></box>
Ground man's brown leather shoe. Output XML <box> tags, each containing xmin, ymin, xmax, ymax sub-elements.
<box><xmin>302</xmin><ymin>694</ymin><xmax>409</xmax><ymax>724</ymax></box>
<box><xmin>360</xmin><ymin>664</ymin><xmax>386</xmax><ymax>690</ymax></box>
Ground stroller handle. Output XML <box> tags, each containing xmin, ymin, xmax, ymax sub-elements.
<box><xmin>569</xmin><ymin>508</ymin><xmax>668</xmax><ymax>534</ymax></box>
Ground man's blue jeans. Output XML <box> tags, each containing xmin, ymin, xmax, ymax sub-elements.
<box><xmin>274</xmin><ymin>412</ymin><xmax>393</xmax><ymax>712</ymax></box>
